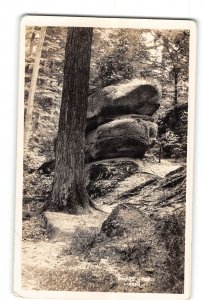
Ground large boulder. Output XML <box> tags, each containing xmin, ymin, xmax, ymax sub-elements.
<box><xmin>88</xmin><ymin>167</ymin><xmax>186</xmax><ymax>293</ymax></box>
<box><xmin>87</xmin><ymin>78</ymin><xmax>161</xmax><ymax>132</ymax></box>
<box><xmin>87</xmin><ymin>160</ymin><xmax>139</xmax><ymax>199</ymax></box>
<box><xmin>101</xmin><ymin>203</ymin><xmax>154</xmax><ymax>238</ymax></box>
<box><xmin>86</xmin><ymin>118</ymin><xmax>158</xmax><ymax>162</ymax></box>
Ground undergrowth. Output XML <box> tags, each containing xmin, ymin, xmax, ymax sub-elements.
<box><xmin>156</xmin><ymin>209</ymin><xmax>185</xmax><ymax>293</ymax></box>
<box><xmin>69</xmin><ymin>227</ymin><xmax>99</xmax><ymax>255</ymax></box>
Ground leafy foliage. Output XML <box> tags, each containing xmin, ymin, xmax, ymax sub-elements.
<box><xmin>157</xmin><ymin>103</ymin><xmax>188</xmax><ymax>159</ymax></box>
<box><xmin>156</xmin><ymin>209</ymin><xmax>185</xmax><ymax>293</ymax></box>
<box><xmin>151</xmin><ymin>30</ymin><xmax>190</xmax><ymax>103</ymax></box>
<box><xmin>90</xmin><ymin>28</ymin><xmax>151</xmax><ymax>90</ymax></box>
<box><xmin>97</xmin><ymin>39</ymin><xmax>134</xmax><ymax>87</ymax></box>
<box><xmin>23</xmin><ymin>171</ymin><xmax>53</xmax><ymax>201</ymax></box>
<box><xmin>116</xmin><ymin>238</ymin><xmax>152</xmax><ymax>265</ymax></box>
<box><xmin>69</xmin><ymin>227</ymin><xmax>99</xmax><ymax>255</ymax></box>
<box><xmin>25</xmin><ymin>26</ymin><xmax>67</xmax><ymax>161</ymax></box>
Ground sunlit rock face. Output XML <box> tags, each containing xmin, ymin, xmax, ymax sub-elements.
<box><xmin>86</xmin><ymin>78</ymin><xmax>161</xmax><ymax>162</ymax></box>
<box><xmin>87</xmin><ymin>78</ymin><xmax>161</xmax><ymax>132</ymax></box>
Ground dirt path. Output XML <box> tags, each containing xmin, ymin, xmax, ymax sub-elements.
<box><xmin>22</xmin><ymin>159</ymin><xmax>181</xmax><ymax>291</ymax></box>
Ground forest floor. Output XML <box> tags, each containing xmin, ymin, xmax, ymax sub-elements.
<box><xmin>22</xmin><ymin>158</ymin><xmax>183</xmax><ymax>292</ymax></box>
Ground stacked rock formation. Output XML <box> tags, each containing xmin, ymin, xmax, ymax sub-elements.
<box><xmin>85</xmin><ymin>78</ymin><xmax>161</xmax><ymax>162</ymax></box>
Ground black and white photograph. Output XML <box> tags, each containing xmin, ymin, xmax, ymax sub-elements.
<box><xmin>14</xmin><ymin>16</ymin><xmax>196</xmax><ymax>299</ymax></box>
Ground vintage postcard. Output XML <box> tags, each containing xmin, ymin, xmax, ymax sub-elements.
<box><xmin>14</xmin><ymin>16</ymin><xmax>196</xmax><ymax>299</ymax></box>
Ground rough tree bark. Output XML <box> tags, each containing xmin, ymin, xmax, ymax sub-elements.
<box><xmin>51</xmin><ymin>27</ymin><xmax>93</xmax><ymax>214</ymax></box>
<box><xmin>24</xmin><ymin>27</ymin><xmax>46</xmax><ymax>151</ymax></box>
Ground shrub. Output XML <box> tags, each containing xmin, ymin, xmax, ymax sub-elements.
<box><xmin>79</xmin><ymin>269</ymin><xmax>118</xmax><ymax>291</ymax></box>
<box><xmin>23</xmin><ymin>171</ymin><xmax>53</xmax><ymax>202</ymax></box>
<box><xmin>115</xmin><ymin>238</ymin><xmax>152</xmax><ymax>266</ymax></box>
<box><xmin>69</xmin><ymin>227</ymin><xmax>99</xmax><ymax>255</ymax></box>
<box><xmin>155</xmin><ymin>209</ymin><xmax>185</xmax><ymax>293</ymax></box>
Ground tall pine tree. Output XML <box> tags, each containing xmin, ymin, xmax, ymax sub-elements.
<box><xmin>52</xmin><ymin>27</ymin><xmax>93</xmax><ymax>214</ymax></box>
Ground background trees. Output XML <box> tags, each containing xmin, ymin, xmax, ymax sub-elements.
<box><xmin>24</xmin><ymin>28</ymin><xmax>189</xmax><ymax>165</ymax></box>
<box><xmin>97</xmin><ymin>38</ymin><xmax>134</xmax><ymax>88</ymax></box>
<box><xmin>149</xmin><ymin>30</ymin><xmax>190</xmax><ymax>161</ymax></box>
<box><xmin>24</xmin><ymin>26</ymin><xmax>67</xmax><ymax>173</ymax></box>
<box><xmin>24</xmin><ymin>27</ymin><xmax>46</xmax><ymax>151</ymax></box>
<box><xmin>90</xmin><ymin>28</ymin><xmax>151</xmax><ymax>91</ymax></box>
<box><xmin>23</xmin><ymin>26</ymin><xmax>190</xmax><ymax>203</ymax></box>
<box><xmin>150</xmin><ymin>30</ymin><xmax>190</xmax><ymax>104</ymax></box>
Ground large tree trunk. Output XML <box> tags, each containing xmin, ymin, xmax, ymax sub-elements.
<box><xmin>51</xmin><ymin>27</ymin><xmax>93</xmax><ymax>214</ymax></box>
<box><xmin>24</xmin><ymin>27</ymin><xmax>46</xmax><ymax>151</ymax></box>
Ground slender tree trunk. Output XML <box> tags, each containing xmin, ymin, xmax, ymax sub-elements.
<box><xmin>51</xmin><ymin>27</ymin><xmax>93</xmax><ymax>214</ymax></box>
<box><xmin>159</xmin><ymin>145</ymin><xmax>162</xmax><ymax>163</ymax></box>
<box><xmin>24</xmin><ymin>27</ymin><xmax>46</xmax><ymax>151</ymax></box>
<box><xmin>174</xmin><ymin>72</ymin><xmax>178</xmax><ymax>104</ymax></box>
<box><xmin>28</xmin><ymin>27</ymin><xmax>36</xmax><ymax>57</ymax></box>
<box><xmin>25</xmin><ymin>27</ymin><xmax>36</xmax><ymax>73</ymax></box>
